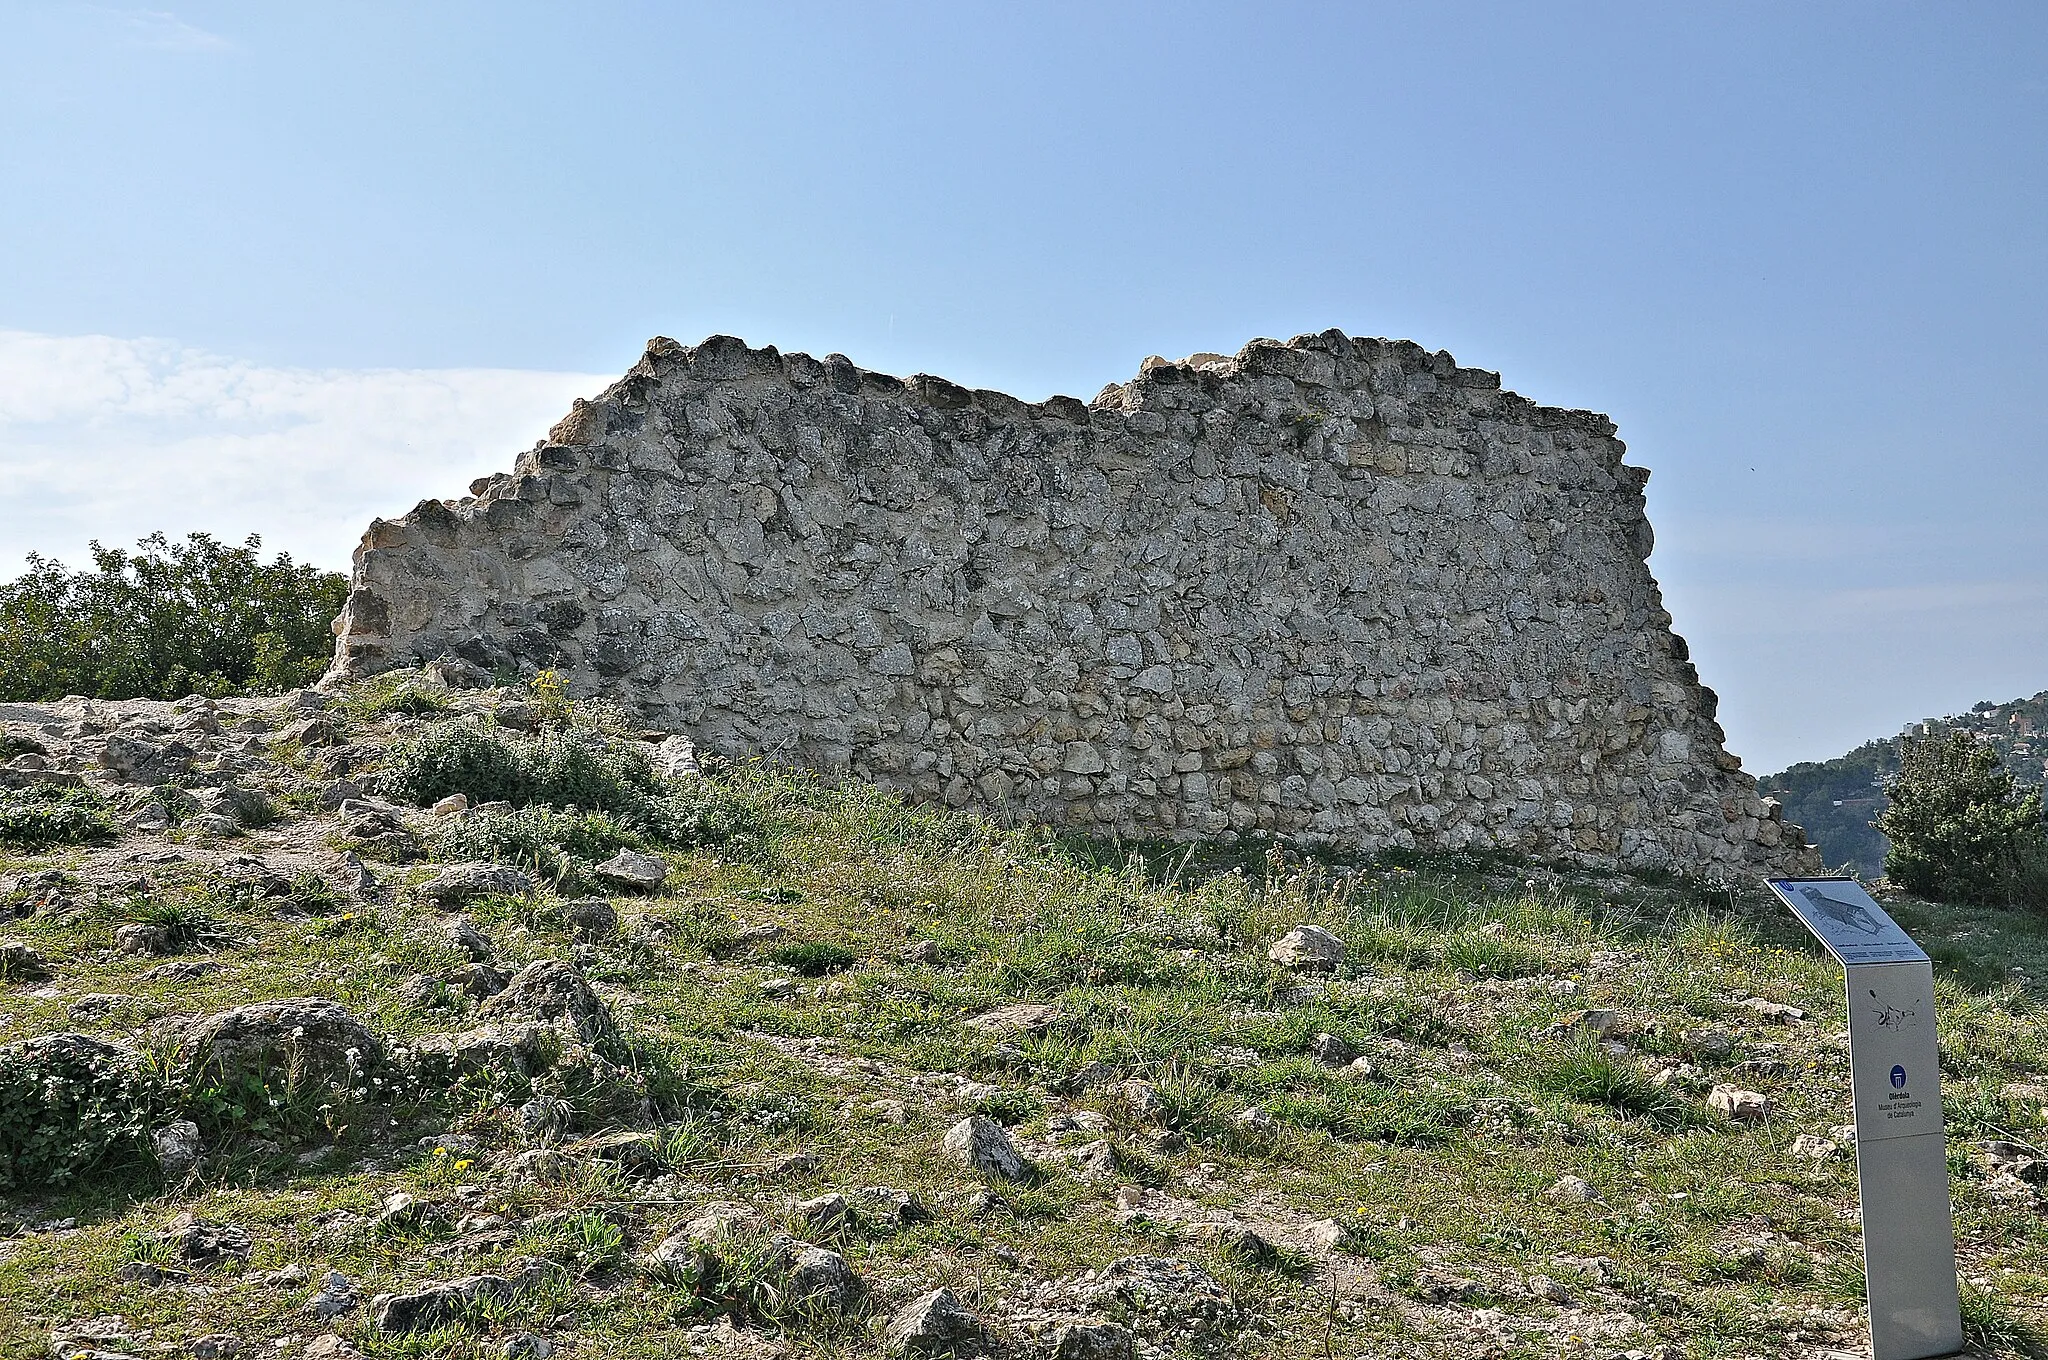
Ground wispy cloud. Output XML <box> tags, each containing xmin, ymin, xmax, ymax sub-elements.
<box><xmin>0</xmin><ymin>330</ymin><xmax>608</xmax><ymax>573</ymax></box>
<box><xmin>95</xmin><ymin>7</ymin><xmax>232</xmax><ymax>52</ymax></box>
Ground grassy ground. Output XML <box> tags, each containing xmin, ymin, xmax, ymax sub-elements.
<box><xmin>3</xmin><ymin>680</ymin><xmax>2046</xmax><ymax>1359</ymax></box>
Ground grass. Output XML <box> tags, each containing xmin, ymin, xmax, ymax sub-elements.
<box><xmin>3</xmin><ymin>688</ymin><xmax>2048</xmax><ymax>1359</ymax></box>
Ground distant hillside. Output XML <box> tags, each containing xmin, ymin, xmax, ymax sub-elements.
<box><xmin>1761</xmin><ymin>689</ymin><xmax>2048</xmax><ymax>878</ymax></box>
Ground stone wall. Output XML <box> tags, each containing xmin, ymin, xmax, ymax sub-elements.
<box><xmin>328</xmin><ymin>330</ymin><xmax>1820</xmax><ymax>878</ymax></box>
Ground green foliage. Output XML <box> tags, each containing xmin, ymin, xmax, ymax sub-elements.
<box><xmin>433</xmin><ymin>806</ymin><xmax>645</xmax><ymax>894</ymax></box>
<box><xmin>1533</xmin><ymin>1037</ymin><xmax>1690</xmax><ymax>1126</ymax></box>
<box><xmin>0</xmin><ymin>783</ymin><xmax>116</xmax><ymax>847</ymax></box>
<box><xmin>0</xmin><ymin>532</ymin><xmax>347</xmax><ymax>701</ymax></box>
<box><xmin>1877</xmin><ymin>732</ymin><xmax>2048</xmax><ymax>908</ymax></box>
<box><xmin>386</xmin><ymin>719</ymin><xmax>768</xmax><ymax>863</ymax></box>
<box><xmin>0</xmin><ymin>1038</ymin><xmax>171</xmax><ymax>1188</ymax></box>
<box><xmin>1759</xmin><ymin>739</ymin><xmax>1897</xmax><ymax>878</ymax></box>
<box><xmin>766</xmin><ymin>941</ymin><xmax>857</xmax><ymax>976</ymax></box>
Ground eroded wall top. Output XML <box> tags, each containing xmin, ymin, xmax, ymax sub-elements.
<box><xmin>329</xmin><ymin>329</ymin><xmax>1819</xmax><ymax>877</ymax></box>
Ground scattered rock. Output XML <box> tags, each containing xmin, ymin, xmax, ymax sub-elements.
<box><xmin>594</xmin><ymin>849</ymin><xmax>668</xmax><ymax>893</ymax></box>
<box><xmin>787</xmin><ymin>1244</ymin><xmax>863</xmax><ymax>1311</ymax></box>
<box><xmin>903</xmin><ymin>939</ymin><xmax>942</xmax><ymax>965</ymax></box>
<box><xmin>369</xmin><ymin>1259</ymin><xmax>551</xmax><ymax>1332</ymax></box>
<box><xmin>1234</xmin><ymin>1105</ymin><xmax>1278</xmax><ymax>1136</ymax></box>
<box><xmin>495</xmin><ymin>1333</ymin><xmax>552</xmax><ymax>1359</ymax></box>
<box><xmin>1303</xmin><ymin>1218</ymin><xmax>1347</xmax><ymax>1251</ymax></box>
<box><xmin>944</xmin><ymin>1115</ymin><xmax>1028</xmax><ymax>1181</ymax></box>
<box><xmin>476</xmin><ymin>960</ymin><xmax>614</xmax><ymax>1044</ymax></box>
<box><xmin>965</xmin><ymin>1003</ymin><xmax>1060</xmax><ymax>1036</ymax></box>
<box><xmin>1790</xmin><ymin>1133</ymin><xmax>1839</xmax><ymax>1160</ymax></box>
<box><xmin>425</xmin><ymin>657</ymin><xmax>494</xmax><ymax>690</ymax></box>
<box><xmin>1078</xmin><ymin>1256</ymin><xmax>1236</xmax><ymax>1331</ymax></box>
<box><xmin>165</xmin><ymin>998</ymin><xmax>380</xmax><ymax>1089</ymax></box>
<box><xmin>797</xmin><ymin>1192</ymin><xmax>849</xmax><ymax>1234</ymax></box>
<box><xmin>301</xmin><ymin>1335</ymin><xmax>360</xmax><ymax>1360</ymax></box>
<box><xmin>1051</xmin><ymin>1320</ymin><xmax>1135</xmax><ymax>1360</ymax></box>
<box><xmin>190</xmin><ymin>1335</ymin><xmax>240</xmax><ymax>1360</ymax></box>
<box><xmin>643</xmin><ymin>1231</ymin><xmax>713</xmax><ymax>1282</ymax></box>
<box><xmin>152</xmin><ymin>1120</ymin><xmax>204</xmax><ymax>1179</ymax></box>
<box><xmin>115</xmin><ymin>923</ymin><xmax>175</xmax><ymax>956</ymax></box>
<box><xmin>445</xmin><ymin>917</ymin><xmax>492</xmax><ymax>961</ymax></box>
<box><xmin>0</xmin><ymin>940</ymin><xmax>50</xmax><ymax>981</ymax></box>
<box><xmin>563</xmin><ymin>897</ymin><xmax>617</xmax><ymax>940</ymax></box>
<box><xmin>1708</xmin><ymin>1084</ymin><xmax>1771</xmax><ymax>1120</ymax></box>
<box><xmin>431</xmin><ymin>794</ymin><xmax>471</xmax><ymax>816</ymax></box>
<box><xmin>417</xmin><ymin>862</ymin><xmax>531</xmax><ymax>906</ymax></box>
<box><xmin>1739</xmin><ymin>997</ymin><xmax>1806</xmax><ymax>1023</ymax></box>
<box><xmin>885</xmin><ymin>1287</ymin><xmax>983</xmax><ymax>1355</ymax></box>
<box><xmin>1309</xmin><ymin>1032</ymin><xmax>1357</xmax><ymax>1066</ymax></box>
<box><xmin>1267</xmin><ymin>925</ymin><xmax>1344</xmax><ymax>970</ymax></box>
<box><xmin>1543</xmin><ymin>1174</ymin><xmax>1598</xmax><ymax>1204</ymax></box>
<box><xmin>161</xmin><ymin>1213</ymin><xmax>252</xmax><ymax>1267</ymax></box>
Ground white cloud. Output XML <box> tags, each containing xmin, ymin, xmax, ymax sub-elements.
<box><xmin>117</xmin><ymin>8</ymin><xmax>231</xmax><ymax>52</ymax></box>
<box><xmin>0</xmin><ymin>330</ymin><xmax>608</xmax><ymax>574</ymax></box>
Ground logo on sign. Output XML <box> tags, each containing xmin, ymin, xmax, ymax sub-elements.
<box><xmin>1891</xmin><ymin>1064</ymin><xmax>1908</xmax><ymax>1089</ymax></box>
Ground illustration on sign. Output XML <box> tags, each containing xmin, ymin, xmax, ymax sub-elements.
<box><xmin>1766</xmin><ymin>878</ymin><xmax>1929</xmax><ymax>965</ymax></box>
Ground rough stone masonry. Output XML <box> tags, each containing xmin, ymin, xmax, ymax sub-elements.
<box><xmin>327</xmin><ymin>330</ymin><xmax>1821</xmax><ymax>877</ymax></box>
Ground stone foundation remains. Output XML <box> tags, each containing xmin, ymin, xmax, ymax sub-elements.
<box><xmin>328</xmin><ymin>330</ymin><xmax>1820</xmax><ymax>877</ymax></box>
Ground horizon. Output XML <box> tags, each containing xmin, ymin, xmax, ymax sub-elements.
<box><xmin>3</xmin><ymin>3</ymin><xmax>2044</xmax><ymax>776</ymax></box>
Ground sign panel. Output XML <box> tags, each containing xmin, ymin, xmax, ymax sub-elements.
<box><xmin>1767</xmin><ymin>878</ymin><xmax>1962</xmax><ymax>1360</ymax></box>
<box><xmin>1771</xmin><ymin>877</ymin><xmax>1928</xmax><ymax>966</ymax></box>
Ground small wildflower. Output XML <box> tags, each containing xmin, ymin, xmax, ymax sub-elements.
<box><xmin>434</xmin><ymin>1146</ymin><xmax>448</xmax><ymax>1157</ymax></box>
<box><xmin>454</xmin><ymin>1159</ymin><xmax>472</xmax><ymax>1170</ymax></box>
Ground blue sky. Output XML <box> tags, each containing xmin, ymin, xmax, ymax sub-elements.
<box><xmin>2</xmin><ymin>3</ymin><xmax>2044</xmax><ymax>775</ymax></box>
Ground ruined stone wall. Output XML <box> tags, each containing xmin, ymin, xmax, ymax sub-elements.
<box><xmin>328</xmin><ymin>330</ymin><xmax>1820</xmax><ymax>877</ymax></box>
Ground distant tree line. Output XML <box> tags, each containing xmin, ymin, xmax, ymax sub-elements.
<box><xmin>0</xmin><ymin>533</ymin><xmax>347</xmax><ymax>702</ymax></box>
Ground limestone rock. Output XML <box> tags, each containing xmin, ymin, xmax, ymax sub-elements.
<box><xmin>1708</xmin><ymin>1084</ymin><xmax>1771</xmax><ymax>1120</ymax></box>
<box><xmin>151</xmin><ymin>1120</ymin><xmax>204</xmax><ymax>1179</ymax></box>
<box><xmin>368</xmin><ymin>1259</ymin><xmax>551</xmax><ymax>1332</ymax></box>
<box><xmin>417</xmin><ymin>862</ymin><xmax>531</xmax><ymax>906</ymax></box>
<box><xmin>964</xmin><ymin>1003</ymin><xmax>1060</xmax><ymax>1036</ymax></box>
<box><xmin>594</xmin><ymin>849</ymin><xmax>668</xmax><ymax>892</ymax></box>
<box><xmin>0</xmin><ymin>940</ymin><xmax>50</xmax><ymax>980</ymax></box>
<box><xmin>885</xmin><ymin>1287</ymin><xmax>982</xmax><ymax>1355</ymax></box>
<box><xmin>1268</xmin><ymin>925</ymin><xmax>1344</xmax><ymax>971</ymax></box>
<box><xmin>164</xmin><ymin>998</ymin><xmax>379</xmax><ymax>1088</ymax></box>
<box><xmin>1051</xmin><ymin>1321</ymin><xmax>1134</xmax><ymax>1359</ymax></box>
<box><xmin>477</xmin><ymin>960</ymin><xmax>613</xmax><ymax>1044</ymax></box>
<box><xmin>943</xmin><ymin>1115</ymin><xmax>1027</xmax><ymax>1181</ymax></box>
<box><xmin>787</xmin><ymin>1244</ymin><xmax>863</xmax><ymax>1311</ymax></box>
<box><xmin>1543</xmin><ymin>1174</ymin><xmax>1598</xmax><ymax>1203</ymax></box>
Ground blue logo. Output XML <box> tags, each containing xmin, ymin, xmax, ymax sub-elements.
<box><xmin>1890</xmin><ymin>1065</ymin><xmax>1908</xmax><ymax>1089</ymax></box>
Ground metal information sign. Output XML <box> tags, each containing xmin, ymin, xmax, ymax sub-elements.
<box><xmin>1767</xmin><ymin>877</ymin><xmax>1963</xmax><ymax>1360</ymax></box>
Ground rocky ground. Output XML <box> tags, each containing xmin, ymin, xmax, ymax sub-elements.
<box><xmin>2</xmin><ymin>671</ymin><xmax>2046</xmax><ymax>1360</ymax></box>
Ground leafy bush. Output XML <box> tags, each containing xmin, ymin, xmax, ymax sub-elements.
<box><xmin>383</xmin><ymin>722</ymin><xmax>658</xmax><ymax>816</ymax></box>
<box><xmin>387</xmin><ymin>719</ymin><xmax>767</xmax><ymax>859</ymax></box>
<box><xmin>0</xmin><ymin>1035</ymin><xmax>171</xmax><ymax>1188</ymax></box>
<box><xmin>0</xmin><ymin>783</ymin><xmax>116</xmax><ymax>847</ymax></box>
<box><xmin>0</xmin><ymin>532</ymin><xmax>347</xmax><ymax>701</ymax></box>
<box><xmin>1876</xmin><ymin>732</ymin><xmax>2048</xmax><ymax>908</ymax></box>
<box><xmin>433</xmin><ymin>807</ymin><xmax>645</xmax><ymax>894</ymax></box>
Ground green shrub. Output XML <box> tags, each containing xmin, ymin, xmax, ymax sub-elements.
<box><xmin>387</xmin><ymin>719</ymin><xmax>768</xmax><ymax>859</ymax></box>
<box><xmin>1876</xmin><ymin>732</ymin><xmax>2048</xmax><ymax>907</ymax></box>
<box><xmin>0</xmin><ymin>1035</ymin><xmax>172</xmax><ymax>1188</ymax></box>
<box><xmin>0</xmin><ymin>783</ymin><xmax>116</xmax><ymax>847</ymax></box>
<box><xmin>1533</xmin><ymin>1038</ymin><xmax>1689</xmax><ymax>1126</ymax></box>
<box><xmin>767</xmin><ymin>941</ymin><xmax>857</xmax><ymax>976</ymax></box>
<box><xmin>433</xmin><ymin>807</ymin><xmax>645</xmax><ymax>894</ymax></box>
<box><xmin>0</xmin><ymin>532</ymin><xmax>346</xmax><ymax>701</ymax></box>
<box><xmin>383</xmin><ymin>722</ymin><xmax>658</xmax><ymax>816</ymax></box>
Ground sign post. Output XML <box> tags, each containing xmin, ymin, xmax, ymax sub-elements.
<box><xmin>1766</xmin><ymin>876</ymin><xmax>1963</xmax><ymax>1360</ymax></box>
